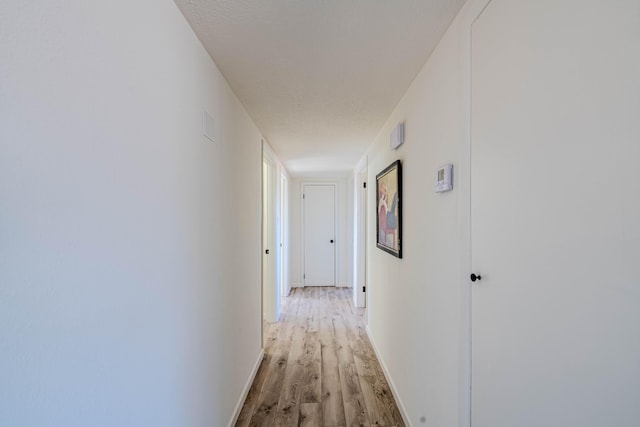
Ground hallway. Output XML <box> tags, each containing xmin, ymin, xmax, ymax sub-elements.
<box><xmin>236</xmin><ymin>287</ymin><xmax>405</xmax><ymax>426</ymax></box>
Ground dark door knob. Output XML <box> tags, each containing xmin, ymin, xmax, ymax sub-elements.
<box><xmin>470</xmin><ymin>273</ymin><xmax>482</xmax><ymax>282</ymax></box>
<box><xmin>330</xmin><ymin>240</ymin><xmax>334</xmax><ymax>243</ymax></box>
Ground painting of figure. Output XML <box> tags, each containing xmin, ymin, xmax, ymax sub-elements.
<box><xmin>376</xmin><ymin>160</ymin><xmax>402</xmax><ymax>258</ymax></box>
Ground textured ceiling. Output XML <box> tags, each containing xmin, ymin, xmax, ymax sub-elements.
<box><xmin>174</xmin><ymin>0</ymin><xmax>466</xmax><ymax>176</ymax></box>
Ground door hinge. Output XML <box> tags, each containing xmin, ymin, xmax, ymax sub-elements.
<box><xmin>303</xmin><ymin>193</ymin><xmax>305</xmax><ymax>199</ymax></box>
<box><xmin>363</xmin><ymin>182</ymin><xmax>367</xmax><ymax>188</ymax></box>
<box><xmin>362</xmin><ymin>286</ymin><xmax>366</xmax><ymax>292</ymax></box>
<box><xmin>304</xmin><ymin>274</ymin><xmax>306</xmax><ymax>279</ymax></box>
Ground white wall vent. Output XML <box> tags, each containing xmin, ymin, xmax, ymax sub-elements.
<box><xmin>390</xmin><ymin>122</ymin><xmax>404</xmax><ymax>150</ymax></box>
<box><xmin>202</xmin><ymin>109</ymin><xmax>216</xmax><ymax>142</ymax></box>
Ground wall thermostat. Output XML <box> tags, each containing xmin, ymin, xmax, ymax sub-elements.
<box><xmin>435</xmin><ymin>164</ymin><xmax>453</xmax><ymax>192</ymax></box>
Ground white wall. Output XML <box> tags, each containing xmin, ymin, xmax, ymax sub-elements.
<box><xmin>289</xmin><ymin>175</ymin><xmax>353</xmax><ymax>288</ymax></box>
<box><xmin>363</xmin><ymin>1</ymin><xmax>640</xmax><ymax>426</ymax></box>
<box><xmin>0</xmin><ymin>1</ymin><xmax>262</xmax><ymax>426</ymax></box>
<box><xmin>361</xmin><ymin>0</ymin><xmax>488</xmax><ymax>425</ymax></box>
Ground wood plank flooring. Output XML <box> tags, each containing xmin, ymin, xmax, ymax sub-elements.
<box><xmin>236</xmin><ymin>287</ymin><xmax>405</xmax><ymax>427</ymax></box>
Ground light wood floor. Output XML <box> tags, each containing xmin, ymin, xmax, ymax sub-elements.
<box><xmin>236</xmin><ymin>287</ymin><xmax>405</xmax><ymax>427</ymax></box>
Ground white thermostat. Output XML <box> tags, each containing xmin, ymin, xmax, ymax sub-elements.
<box><xmin>435</xmin><ymin>164</ymin><xmax>453</xmax><ymax>192</ymax></box>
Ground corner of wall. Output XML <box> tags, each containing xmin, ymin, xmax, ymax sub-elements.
<box><xmin>227</xmin><ymin>349</ymin><xmax>265</xmax><ymax>427</ymax></box>
<box><xmin>365</xmin><ymin>327</ymin><xmax>412</xmax><ymax>426</ymax></box>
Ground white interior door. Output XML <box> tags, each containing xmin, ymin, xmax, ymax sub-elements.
<box><xmin>262</xmin><ymin>158</ymin><xmax>269</xmax><ymax>322</ymax></box>
<box><xmin>280</xmin><ymin>173</ymin><xmax>289</xmax><ymax>297</ymax></box>
<box><xmin>262</xmin><ymin>152</ymin><xmax>278</xmax><ymax>324</ymax></box>
<box><xmin>354</xmin><ymin>168</ymin><xmax>367</xmax><ymax>307</ymax></box>
<box><xmin>471</xmin><ymin>1</ymin><xmax>640</xmax><ymax>426</ymax></box>
<box><xmin>303</xmin><ymin>184</ymin><xmax>336</xmax><ymax>286</ymax></box>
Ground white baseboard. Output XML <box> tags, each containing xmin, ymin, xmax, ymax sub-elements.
<box><xmin>366</xmin><ymin>326</ymin><xmax>412</xmax><ymax>427</ymax></box>
<box><xmin>292</xmin><ymin>283</ymin><xmax>351</xmax><ymax>288</ymax></box>
<box><xmin>228</xmin><ymin>349</ymin><xmax>265</xmax><ymax>427</ymax></box>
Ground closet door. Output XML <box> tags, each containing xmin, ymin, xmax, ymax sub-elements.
<box><xmin>303</xmin><ymin>184</ymin><xmax>336</xmax><ymax>286</ymax></box>
<box><xmin>471</xmin><ymin>1</ymin><xmax>640</xmax><ymax>426</ymax></box>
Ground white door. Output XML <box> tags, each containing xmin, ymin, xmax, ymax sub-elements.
<box><xmin>280</xmin><ymin>173</ymin><xmax>289</xmax><ymax>297</ymax></box>
<box><xmin>354</xmin><ymin>169</ymin><xmax>367</xmax><ymax>307</ymax></box>
<box><xmin>303</xmin><ymin>184</ymin><xmax>336</xmax><ymax>286</ymax></box>
<box><xmin>471</xmin><ymin>1</ymin><xmax>640</xmax><ymax>426</ymax></box>
<box><xmin>262</xmin><ymin>152</ymin><xmax>278</xmax><ymax>325</ymax></box>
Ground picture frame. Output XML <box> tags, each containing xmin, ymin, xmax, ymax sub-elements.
<box><xmin>376</xmin><ymin>160</ymin><xmax>402</xmax><ymax>258</ymax></box>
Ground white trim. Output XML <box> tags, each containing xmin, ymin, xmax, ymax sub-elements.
<box><xmin>262</xmin><ymin>139</ymin><xmax>279</xmax><ymax>164</ymax></box>
<box><xmin>262</xmin><ymin>147</ymin><xmax>279</xmax><ymax>323</ymax></box>
<box><xmin>280</xmin><ymin>172</ymin><xmax>290</xmax><ymax>299</ymax></box>
<box><xmin>227</xmin><ymin>349</ymin><xmax>265</xmax><ymax>427</ymax></box>
<box><xmin>366</xmin><ymin>327</ymin><xmax>412</xmax><ymax>427</ymax></box>
<box><xmin>462</xmin><ymin>3</ymin><xmax>493</xmax><ymax>426</ymax></box>
<box><xmin>353</xmin><ymin>157</ymin><xmax>368</xmax><ymax>309</ymax></box>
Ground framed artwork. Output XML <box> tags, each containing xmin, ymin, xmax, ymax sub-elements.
<box><xmin>376</xmin><ymin>160</ymin><xmax>402</xmax><ymax>258</ymax></box>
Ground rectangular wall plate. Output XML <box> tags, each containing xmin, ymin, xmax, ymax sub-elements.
<box><xmin>202</xmin><ymin>109</ymin><xmax>216</xmax><ymax>142</ymax></box>
<box><xmin>390</xmin><ymin>122</ymin><xmax>404</xmax><ymax>150</ymax></box>
<box><xmin>435</xmin><ymin>164</ymin><xmax>453</xmax><ymax>192</ymax></box>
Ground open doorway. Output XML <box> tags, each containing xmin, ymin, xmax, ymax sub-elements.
<box><xmin>262</xmin><ymin>141</ymin><xmax>290</xmax><ymax>347</ymax></box>
<box><xmin>262</xmin><ymin>143</ymin><xmax>279</xmax><ymax>347</ymax></box>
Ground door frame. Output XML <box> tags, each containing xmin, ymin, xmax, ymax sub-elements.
<box><xmin>461</xmin><ymin>3</ymin><xmax>494</xmax><ymax>425</ymax></box>
<box><xmin>301</xmin><ymin>181</ymin><xmax>337</xmax><ymax>287</ymax></box>
<box><xmin>262</xmin><ymin>142</ymin><xmax>280</xmax><ymax>329</ymax></box>
<box><xmin>280</xmin><ymin>172</ymin><xmax>289</xmax><ymax>297</ymax></box>
<box><xmin>354</xmin><ymin>159</ymin><xmax>368</xmax><ymax>308</ymax></box>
